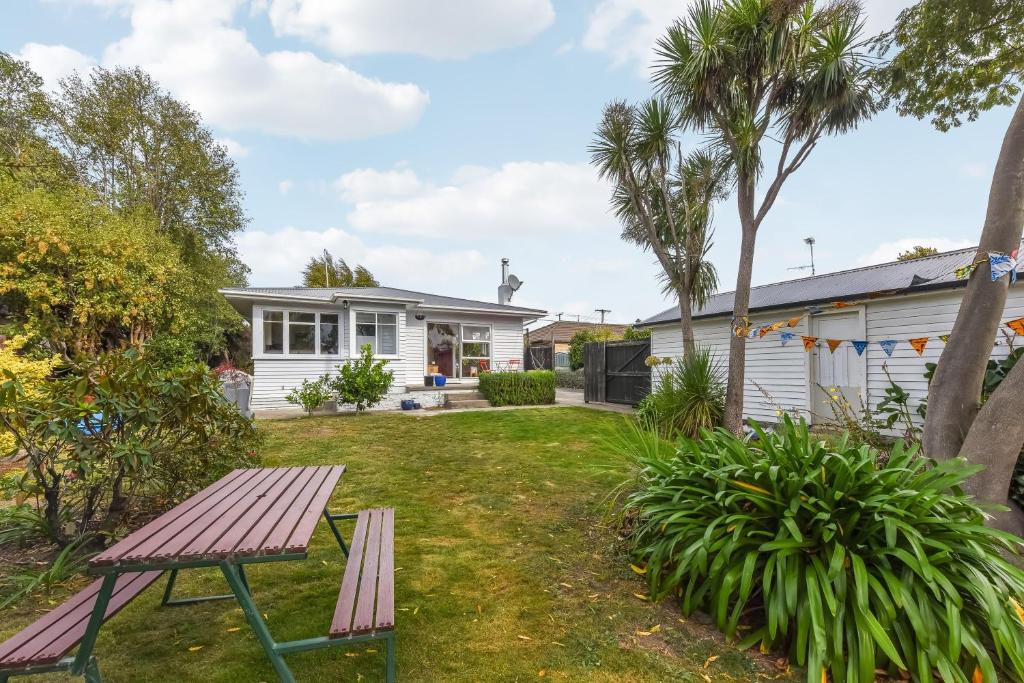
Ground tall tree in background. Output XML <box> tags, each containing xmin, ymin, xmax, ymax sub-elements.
<box><xmin>302</xmin><ymin>251</ymin><xmax>379</xmax><ymax>288</ymax></box>
<box><xmin>896</xmin><ymin>245</ymin><xmax>938</xmax><ymax>261</ymax></box>
<box><xmin>653</xmin><ymin>0</ymin><xmax>877</xmax><ymax>432</ymax></box>
<box><xmin>880</xmin><ymin>0</ymin><xmax>1024</xmax><ymax>529</ymax></box>
<box><xmin>591</xmin><ymin>99</ymin><xmax>727</xmax><ymax>356</ymax></box>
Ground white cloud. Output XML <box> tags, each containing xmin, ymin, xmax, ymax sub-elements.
<box><xmin>237</xmin><ymin>226</ymin><xmax>486</xmax><ymax>287</ymax></box>
<box><xmin>278</xmin><ymin>179</ymin><xmax>294</xmax><ymax>195</ymax></box>
<box><xmin>264</xmin><ymin>0</ymin><xmax>554</xmax><ymax>59</ymax></box>
<box><xmin>334</xmin><ymin>162</ymin><xmax>614</xmax><ymax>238</ymax></box>
<box><xmin>216</xmin><ymin>136</ymin><xmax>250</xmax><ymax>158</ymax></box>
<box><xmin>554</xmin><ymin>41</ymin><xmax>574</xmax><ymax>56</ymax></box>
<box><xmin>960</xmin><ymin>162</ymin><xmax>989</xmax><ymax>179</ymax></box>
<box><xmin>857</xmin><ymin>237</ymin><xmax>975</xmax><ymax>266</ymax></box>
<box><xmin>17</xmin><ymin>43</ymin><xmax>96</xmax><ymax>89</ymax></box>
<box><xmin>582</xmin><ymin>0</ymin><xmax>917</xmax><ymax>72</ymax></box>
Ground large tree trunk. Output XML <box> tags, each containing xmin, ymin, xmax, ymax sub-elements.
<box><xmin>958</xmin><ymin>357</ymin><xmax>1024</xmax><ymax>535</ymax></box>
<box><xmin>923</xmin><ymin>95</ymin><xmax>1024</xmax><ymax>461</ymax></box>
<box><xmin>723</xmin><ymin>180</ymin><xmax>758</xmax><ymax>433</ymax></box>
<box><xmin>678</xmin><ymin>288</ymin><xmax>696</xmax><ymax>357</ymax></box>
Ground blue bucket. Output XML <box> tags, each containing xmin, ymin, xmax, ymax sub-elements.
<box><xmin>400</xmin><ymin>399</ymin><xmax>416</xmax><ymax>411</ymax></box>
<box><xmin>434</xmin><ymin>375</ymin><xmax>447</xmax><ymax>387</ymax></box>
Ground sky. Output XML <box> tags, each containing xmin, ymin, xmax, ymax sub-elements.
<box><xmin>2</xmin><ymin>0</ymin><xmax>1015</xmax><ymax>327</ymax></box>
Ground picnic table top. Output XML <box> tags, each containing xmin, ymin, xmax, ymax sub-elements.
<box><xmin>90</xmin><ymin>466</ymin><xmax>345</xmax><ymax>570</ymax></box>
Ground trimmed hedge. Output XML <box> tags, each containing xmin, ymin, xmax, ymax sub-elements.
<box><xmin>479</xmin><ymin>370</ymin><xmax>556</xmax><ymax>406</ymax></box>
<box><xmin>554</xmin><ymin>368</ymin><xmax>585</xmax><ymax>390</ymax></box>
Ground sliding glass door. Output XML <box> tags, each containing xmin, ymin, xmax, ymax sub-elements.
<box><xmin>426</xmin><ymin>322</ymin><xmax>491</xmax><ymax>379</ymax></box>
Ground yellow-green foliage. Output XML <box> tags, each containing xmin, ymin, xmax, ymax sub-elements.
<box><xmin>0</xmin><ymin>335</ymin><xmax>58</xmax><ymax>456</ymax></box>
<box><xmin>0</xmin><ymin>177</ymin><xmax>192</xmax><ymax>354</ymax></box>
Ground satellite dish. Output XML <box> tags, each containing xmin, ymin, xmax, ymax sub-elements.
<box><xmin>507</xmin><ymin>274</ymin><xmax>523</xmax><ymax>291</ymax></box>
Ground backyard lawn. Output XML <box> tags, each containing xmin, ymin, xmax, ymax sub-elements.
<box><xmin>1</xmin><ymin>408</ymin><xmax>795</xmax><ymax>682</ymax></box>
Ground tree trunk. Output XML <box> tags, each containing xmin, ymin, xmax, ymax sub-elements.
<box><xmin>678</xmin><ymin>288</ymin><xmax>696</xmax><ymax>357</ymax></box>
<box><xmin>923</xmin><ymin>95</ymin><xmax>1024</xmax><ymax>461</ymax></box>
<box><xmin>958</xmin><ymin>357</ymin><xmax>1024</xmax><ymax>535</ymax></box>
<box><xmin>723</xmin><ymin>180</ymin><xmax>758</xmax><ymax>433</ymax></box>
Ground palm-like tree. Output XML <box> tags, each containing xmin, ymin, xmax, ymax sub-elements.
<box><xmin>652</xmin><ymin>0</ymin><xmax>877</xmax><ymax>432</ymax></box>
<box><xmin>592</xmin><ymin>99</ymin><xmax>730</xmax><ymax>356</ymax></box>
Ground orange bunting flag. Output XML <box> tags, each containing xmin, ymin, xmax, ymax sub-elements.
<box><xmin>787</xmin><ymin>316</ymin><xmax>803</xmax><ymax>328</ymax></box>
<box><xmin>1007</xmin><ymin>317</ymin><xmax>1024</xmax><ymax>336</ymax></box>
<box><xmin>826</xmin><ymin>339</ymin><xmax>843</xmax><ymax>353</ymax></box>
<box><xmin>802</xmin><ymin>336</ymin><xmax>818</xmax><ymax>352</ymax></box>
<box><xmin>832</xmin><ymin>301</ymin><xmax>853</xmax><ymax>309</ymax></box>
<box><xmin>758</xmin><ymin>326</ymin><xmax>772</xmax><ymax>338</ymax></box>
<box><xmin>909</xmin><ymin>337</ymin><xmax>929</xmax><ymax>356</ymax></box>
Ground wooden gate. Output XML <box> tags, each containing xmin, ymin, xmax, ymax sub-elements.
<box><xmin>583</xmin><ymin>339</ymin><xmax>651</xmax><ymax>405</ymax></box>
<box><xmin>525</xmin><ymin>345</ymin><xmax>553</xmax><ymax>370</ymax></box>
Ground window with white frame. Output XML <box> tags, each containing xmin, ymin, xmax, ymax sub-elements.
<box><xmin>461</xmin><ymin>325</ymin><xmax>491</xmax><ymax>377</ymax></box>
<box><xmin>261</xmin><ymin>309</ymin><xmax>342</xmax><ymax>356</ymax></box>
<box><xmin>354</xmin><ymin>311</ymin><xmax>398</xmax><ymax>355</ymax></box>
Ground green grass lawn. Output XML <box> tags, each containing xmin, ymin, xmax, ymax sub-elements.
<box><xmin>2</xmin><ymin>408</ymin><xmax>796</xmax><ymax>682</ymax></box>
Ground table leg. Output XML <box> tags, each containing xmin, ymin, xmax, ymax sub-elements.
<box><xmin>162</xmin><ymin>567</ymin><xmax>246</xmax><ymax>607</ymax></box>
<box><xmin>71</xmin><ymin>574</ymin><xmax>116</xmax><ymax>675</ymax></box>
<box><xmin>219</xmin><ymin>562</ymin><xmax>295</xmax><ymax>683</ymax></box>
<box><xmin>323</xmin><ymin>510</ymin><xmax>356</xmax><ymax>557</ymax></box>
<box><xmin>83</xmin><ymin>657</ymin><xmax>103</xmax><ymax>683</ymax></box>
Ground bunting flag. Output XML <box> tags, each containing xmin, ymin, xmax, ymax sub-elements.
<box><xmin>748</xmin><ymin>327</ymin><xmax>759</xmax><ymax>339</ymax></box>
<box><xmin>990</xmin><ymin>250</ymin><xmax>1019</xmax><ymax>285</ymax></box>
<box><xmin>802</xmin><ymin>336</ymin><xmax>818</xmax><ymax>352</ymax></box>
<box><xmin>787</xmin><ymin>316</ymin><xmax>803</xmax><ymax>328</ymax></box>
<box><xmin>851</xmin><ymin>340</ymin><xmax>869</xmax><ymax>356</ymax></box>
<box><xmin>1007</xmin><ymin>317</ymin><xmax>1024</xmax><ymax>336</ymax></box>
<box><xmin>909</xmin><ymin>337</ymin><xmax>930</xmax><ymax>356</ymax></box>
<box><xmin>832</xmin><ymin>301</ymin><xmax>854</xmax><ymax>309</ymax></box>
<box><xmin>758</xmin><ymin>326</ymin><xmax>772</xmax><ymax>338</ymax></box>
<box><xmin>780</xmin><ymin>331</ymin><xmax>795</xmax><ymax>346</ymax></box>
<box><xmin>826</xmin><ymin>339</ymin><xmax>843</xmax><ymax>353</ymax></box>
<box><xmin>938</xmin><ymin>334</ymin><xmax>951</xmax><ymax>343</ymax></box>
<box><xmin>879</xmin><ymin>339</ymin><xmax>898</xmax><ymax>357</ymax></box>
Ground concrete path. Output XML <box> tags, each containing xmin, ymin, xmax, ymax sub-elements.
<box><xmin>403</xmin><ymin>389</ymin><xmax>633</xmax><ymax>416</ymax></box>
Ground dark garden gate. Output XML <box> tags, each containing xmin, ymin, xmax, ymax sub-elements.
<box><xmin>583</xmin><ymin>339</ymin><xmax>651</xmax><ymax>405</ymax></box>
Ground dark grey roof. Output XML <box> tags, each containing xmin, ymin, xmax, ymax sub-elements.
<box><xmin>220</xmin><ymin>286</ymin><xmax>546</xmax><ymax>316</ymax></box>
<box><xmin>641</xmin><ymin>246</ymin><xmax>1020</xmax><ymax>326</ymax></box>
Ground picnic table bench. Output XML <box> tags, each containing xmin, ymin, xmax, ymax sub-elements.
<box><xmin>0</xmin><ymin>466</ymin><xmax>397</xmax><ymax>683</ymax></box>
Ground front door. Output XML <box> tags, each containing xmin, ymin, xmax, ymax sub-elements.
<box><xmin>810</xmin><ymin>312</ymin><xmax>865</xmax><ymax>423</ymax></box>
<box><xmin>427</xmin><ymin>323</ymin><xmax>459</xmax><ymax>378</ymax></box>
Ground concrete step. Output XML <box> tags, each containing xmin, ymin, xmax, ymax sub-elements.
<box><xmin>445</xmin><ymin>390</ymin><xmax>485</xmax><ymax>402</ymax></box>
<box><xmin>443</xmin><ymin>399</ymin><xmax>491</xmax><ymax>410</ymax></box>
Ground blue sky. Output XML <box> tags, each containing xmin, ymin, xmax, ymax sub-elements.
<box><xmin>3</xmin><ymin>0</ymin><xmax>1013</xmax><ymax>326</ymax></box>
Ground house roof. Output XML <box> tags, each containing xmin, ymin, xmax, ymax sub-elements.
<box><xmin>527</xmin><ymin>321</ymin><xmax>629</xmax><ymax>344</ymax></box>
<box><xmin>640</xmin><ymin>246</ymin><xmax>1022</xmax><ymax>326</ymax></box>
<box><xmin>219</xmin><ymin>286</ymin><xmax>546</xmax><ymax>317</ymax></box>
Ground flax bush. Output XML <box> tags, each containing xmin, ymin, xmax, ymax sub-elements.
<box><xmin>620</xmin><ymin>417</ymin><xmax>1024</xmax><ymax>683</ymax></box>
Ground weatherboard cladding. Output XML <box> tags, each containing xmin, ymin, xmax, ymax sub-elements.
<box><xmin>640</xmin><ymin>247</ymin><xmax>1017</xmax><ymax>326</ymax></box>
<box><xmin>222</xmin><ymin>286</ymin><xmax>543</xmax><ymax>315</ymax></box>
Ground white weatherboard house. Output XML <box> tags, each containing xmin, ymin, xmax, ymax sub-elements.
<box><xmin>220</xmin><ymin>268</ymin><xmax>545</xmax><ymax>413</ymax></box>
<box><xmin>639</xmin><ymin>247</ymin><xmax>1024</xmax><ymax>426</ymax></box>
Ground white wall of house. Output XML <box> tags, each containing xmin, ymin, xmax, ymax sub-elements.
<box><xmin>248</xmin><ymin>302</ymin><xmax>530</xmax><ymax>410</ymax></box>
<box><xmin>649</xmin><ymin>286</ymin><xmax>1024</xmax><ymax>427</ymax></box>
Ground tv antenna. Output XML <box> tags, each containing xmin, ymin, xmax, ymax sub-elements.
<box><xmin>788</xmin><ymin>237</ymin><xmax>816</xmax><ymax>275</ymax></box>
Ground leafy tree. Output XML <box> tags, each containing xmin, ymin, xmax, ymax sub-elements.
<box><xmin>0</xmin><ymin>336</ymin><xmax>58</xmax><ymax>456</ymax></box>
<box><xmin>896</xmin><ymin>245</ymin><xmax>938</xmax><ymax>260</ymax></box>
<box><xmin>622</xmin><ymin>325</ymin><xmax>651</xmax><ymax>341</ymax></box>
<box><xmin>331</xmin><ymin>344</ymin><xmax>394</xmax><ymax>411</ymax></box>
<box><xmin>653</xmin><ymin>0</ymin><xmax>878</xmax><ymax>432</ymax></box>
<box><xmin>592</xmin><ymin>100</ymin><xmax>727</xmax><ymax>356</ymax></box>
<box><xmin>0</xmin><ymin>175</ymin><xmax>191</xmax><ymax>356</ymax></box>
<box><xmin>302</xmin><ymin>251</ymin><xmax>379</xmax><ymax>288</ymax></box>
<box><xmin>880</xmin><ymin>0</ymin><xmax>1024</xmax><ymax>529</ymax></box>
<box><xmin>568</xmin><ymin>328</ymin><xmax>617</xmax><ymax>370</ymax></box>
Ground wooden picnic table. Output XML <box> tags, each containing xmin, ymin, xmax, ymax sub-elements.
<box><xmin>77</xmin><ymin>466</ymin><xmax>349</xmax><ymax>683</ymax></box>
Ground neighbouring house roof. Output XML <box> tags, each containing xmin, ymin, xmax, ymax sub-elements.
<box><xmin>526</xmin><ymin>321</ymin><xmax>629</xmax><ymax>345</ymax></box>
<box><xmin>219</xmin><ymin>286</ymin><xmax>547</xmax><ymax>317</ymax></box>
<box><xmin>640</xmin><ymin>245</ymin><xmax>1023</xmax><ymax>326</ymax></box>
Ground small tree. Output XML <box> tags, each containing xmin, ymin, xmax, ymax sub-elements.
<box><xmin>568</xmin><ymin>328</ymin><xmax>617</xmax><ymax>370</ymax></box>
<box><xmin>896</xmin><ymin>245</ymin><xmax>939</xmax><ymax>261</ymax></box>
<box><xmin>285</xmin><ymin>375</ymin><xmax>333</xmax><ymax>416</ymax></box>
<box><xmin>331</xmin><ymin>344</ymin><xmax>394</xmax><ymax>412</ymax></box>
<box><xmin>622</xmin><ymin>326</ymin><xmax>651</xmax><ymax>341</ymax></box>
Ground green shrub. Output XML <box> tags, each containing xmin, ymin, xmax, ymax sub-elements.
<box><xmin>0</xmin><ymin>349</ymin><xmax>263</xmax><ymax>549</ymax></box>
<box><xmin>285</xmin><ymin>374</ymin><xmax>333</xmax><ymax>415</ymax></box>
<box><xmin>331</xmin><ymin>344</ymin><xmax>394</xmax><ymax>412</ymax></box>
<box><xmin>479</xmin><ymin>370</ymin><xmax>555</xmax><ymax>406</ymax></box>
<box><xmin>554</xmin><ymin>368</ymin><xmax>585</xmax><ymax>390</ymax></box>
<box><xmin>620</xmin><ymin>417</ymin><xmax>1024</xmax><ymax>683</ymax></box>
<box><xmin>639</xmin><ymin>346</ymin><xmax>725</xmax><ymax>439</ymax></box>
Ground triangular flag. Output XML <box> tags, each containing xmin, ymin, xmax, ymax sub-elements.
<box><xmin>769</xmin><ymin>321</ymin><xmax>785</xmax><ymax>333</ymax></box>
<box><xmin>748</xmin><ymin>327</ymin><xmax>759</xmax><ymax>339</ymax></box>
<box><xmin>758</xmin><ymin>326</ymin><xmax>772</xmax><ymax>338</ymax></box>
<box><xmin>954</xmin><ymin>264</ymin><xmax>974</xmax><ymax>280</ymax></box>
<box><xmin>780</xmin><ymin>331</ymin><xmax>795</xmax><ymax>346</ymax></box>
<box><xmin>802</xmin><ymin>336</ymin><xmax>817</xmax><ymax>352</ymax></box>
<box><xmin>989</xmin><ymin>250</ymin><xmax>1019</xmax><ymax>285</ymax></box>
<box><xmin>851</xmin><ymin>340</ymin><xmax>868</xmax><ymax>356</ymax></box>
<box><xmin>1007</xmin><ymin>317</ymin><xmax>1024</xmax><ymax>336</ymax></box>
<box><xmin>909</xmin><ymin>337</ymin><xmax>929</xmax><ymax>356</ymax></box>
<box><xmin>938</xmin><ymin>334</ymin><xmax>951</xmax><ymax>344</ymax></box>
<box><xmin>833</xmin><ymin>301</ymin><xmax>853</xmax><ymax>309</ymax></box>
<box><xmin>787</xmin><ymin>316</ymin><xmax>802</xmax><ymax>328</ymax></box>
<box><xmin>826</xmin><ymin>339</ymin><xmax>843</xmax><ymax>353</ymax></box>
<box><xmin>878</xmin><ymin>339</ymin><xmax>898</xmax><ymax>357</ymax></box>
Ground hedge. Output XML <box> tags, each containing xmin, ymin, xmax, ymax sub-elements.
<box><xmin>479</xmin><ymin>370</ymin><xmax>556</xmax><ymax>406</ymax></box>
<box><xmin>554</xmin><ymin>368</ymin><xmax>585</xmax><ymax>390</ymax></box>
